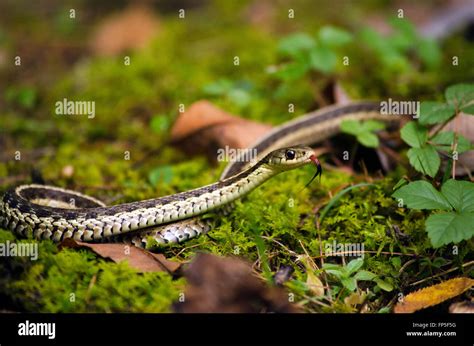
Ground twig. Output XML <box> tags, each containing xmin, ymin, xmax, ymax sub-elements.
<box><xmin>409</xmin><ymin>260</ymin><xmax>474</xmax><ymax>286</ymax></box>
<box><xmin>311</xmin><ymin>250</ymin><xmax>418</xmax><ymax>260</ymax></box>
<box><xmin>260</xmin><ymin>236</ymin><xmax>298</xmax><ymax>256</ymax></box>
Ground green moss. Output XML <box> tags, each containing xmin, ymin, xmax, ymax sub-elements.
<box><xmin>0</xmin><ymin>230</ymin><xmax>184</xmax><ymax>312</ymax></box>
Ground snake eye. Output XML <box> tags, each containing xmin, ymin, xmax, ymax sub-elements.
<box><xmin>285</xmin><ymin>149</ymin><xmax>296</xmax><ymax>160</ymax></box>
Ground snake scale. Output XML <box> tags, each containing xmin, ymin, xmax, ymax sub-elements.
<box><xmin>0</xmin><ymin>102</ymin><xmax>402</xmax><ymax>248</ymax></box>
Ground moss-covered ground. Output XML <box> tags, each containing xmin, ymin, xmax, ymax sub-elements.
<box><xmin>1</xmin><ymin>1</ymin><xmax>473</xmax><ymax>313</ymax></box>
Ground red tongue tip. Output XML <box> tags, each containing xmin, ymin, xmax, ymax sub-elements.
<box><xmin>309</xmin><ymin>154</ymin><xmax>319</xmax><ymax>165</ymax></box>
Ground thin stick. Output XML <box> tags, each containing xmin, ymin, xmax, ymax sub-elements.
<box><xmin>409</xmin><ymin>260</ymin><xmax>474</xmax><ymax>286</ymax></box>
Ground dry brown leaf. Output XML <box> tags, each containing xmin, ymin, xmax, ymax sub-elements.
<box><xmin>333</xmin><ymin>81</ymin><xmax>353</xmax><ymax>105</ymax></box>
<box><xmin>394</xmin><ymin>277</ymin><xmax>474</xmax><ymax>313</ymax></box>
<box><xmin>90</xmin><ymin>5</ymin><xmax>160</xmax><ymax>56</ymax></box>
<box><xmin>170</xmin><ymin>100</ymin><xmax>272</xmax><ymax>159</ymax></box>
<box><xmin>449</xmin><ymin>301</ymin><xmax>474</xmax><ymax>313</ymax></box>
<box><xmin>443</xmin><ymin>113</ymin><xmax>474</xmax><ymax>175</ymax></box>
<box><xmin>60</xmin><ymin>238</ymin><xmax>181</xmax><ymax>274</ymax></box>
<box><xmin>173</xmin><ymin>253</ymin><xmax>300</xmax><ymax>313</ymax></box>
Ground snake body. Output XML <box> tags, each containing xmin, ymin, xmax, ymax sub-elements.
<box><xmin>0</xmin><ymin>102</ymin><xmax>402</xmax><ymax>247</ymax></box>
<box><xmin>0</xmin><ymin>147</ymin><xmax>316</xmax><ymax>244</ymax></box>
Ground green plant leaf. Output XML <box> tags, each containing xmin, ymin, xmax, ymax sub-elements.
<box><xmin>400</xmin><ymin>122</ymin><xmax>428</xmax><ymax>148</ymax></box>
<box><xmin>418</xmin><ymin>101</ymin><xmax>455</xmax><ymax>125</ymax></box>
<box><xmin>417</xmin><ymin>38</ymin><xmax>441</xmax><ymax>68</ymax></box>
<box><xmin>341</xmin><ymin>120</ymin><xmax>384</xmax><ymax>147</ymax></box>
<box><xmin>340</xmin><ymin>119</ymin><xmax>363</xmax><ymax>135</ymax></box>
<box><xmin>426</xmin><ymin>212</ymin><xmax>474</xmax><ymax>247</ymax></box>
<box><xmin>407</xmin><ymin>145</ymin><xmax>440</xmax><ymax>177</ymax></box>
<box><xmin>148</xmin><ymin>166</ymin><xmax>173</xmax><ymax>186</ymax></box>
<box><xmin>431</xmin><ymin>131</ymin><xmax>473</xmax><ymax>154</ymax></box>
<box><xmin>324</xmin><ymin>268</ymin><xmax>344</xmax><ymax>280</ymax></box>
<box><xmin>278</xmin><ymin>33</ymin><xmax>315</xmax><ymax>56</ymax></box>
<box><xmin>357</xmin><ymin>132</ymin><xmax>379</xmax><ymax>148</ymax></box>
<box><xmin>341</xmin><ymin>277</ymin><xmax>357</xmax><ymax>291</ymax></box>
<box><xmin>202</xmin><ymin>79</ymin><xmax>233</xmax><ymax>95</ymax></box>
<box><xmin>318</xmin><ymin>26</ymin><xmax>353</xmax><ymax>47</ymax></box>
<box><xmin>392</xmin><ymin>178</ymin><xmax>407</xmax><ymax>191</ymax></box>
<box><xmin>150</xmin><ymin>115</ymin><xmax>170</xmax><ymax>134</ymax></box>
<box><xmin>363</xmin><ymin>120</ymin><xmax>385</xmax><ymax>132</ymax></box>
<box><xmin>441</xmin><ymin>179</ymin><xmax>474</xmax><ymax>213</ymax></box>
<box><xmin>445</xmin><ymin>83</ymin><xmax>474</xmax><ymax>111</ymax></box>
<box><xmin>392</xmin><ymin>181</ymin><xmax>452</xmax><ymax>210</ymax></box>
<box><xmin>5</xmin><ymin>87</ymin><xmax>37</xmax><ymax>109</ymax></box>
<box><xmin>389</xmin><ymin>16</ymin><xmax>417</xmax><ymax>43</ymax></box>
<box><xmin>354</xmin><ymin>270</ymin><xmax>377</xmax><ymax>281</ymax></box>
<box><xmin>374</xmin><ymin>278</ymin><xmax>394</xmax><ymax>292</ymax></box>
<box><xmin>309</xmin><ymin>46</ymin><xmax>337</xmax><ymax>74</ymax></box>
<box><xmin>346</xmin><ymin>258</ymin><xmax>364</xmax><ymax>275</ymax></box>
<box><xmin>274</xmin><ymin>62</ymin><xmax>309</xmax><ymax>81</ymax></box>
<box><xmin>228</xmin><ymin>89</ymin><xmax>251</xmax><ymax>107</ymax></box>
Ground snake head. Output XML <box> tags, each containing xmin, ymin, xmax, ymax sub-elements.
<box><xmin>265</xmin><ymin>146</ymin><xmax>320</xmax><ymax>174</ymax></box>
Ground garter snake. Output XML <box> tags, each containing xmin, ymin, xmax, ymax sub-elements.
<box><xmin>0</xmin><ymin>102</ymin><xmax>400</xmax><ymax>247</ymax></box>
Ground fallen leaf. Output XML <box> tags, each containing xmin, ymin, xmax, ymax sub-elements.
<box><xmin>60</xmin><ymin>238</ymin><xmax>181</xmax><ymax>274</ymax></box>
<box><xmin>394</xmin><ymin>277</ymin><xmax>474</xmax><ymax>313</ymax></box>
<box><xmin>442</xmin><ymin>113</ymin><xmax>474</xmax><ymax>175</ymax></box>
<box><xmin>344</xmin><ymin>291</ymin><xmax>367</xmax><ymax>307</ymax></box>
<box><xmin>306</xmin><ymin>271</ymin><xmax>325</xmax><ymax>297</ymax></box>
<box><xmin>333</xmin><ymin>81</ymin><xmax>353</xmax><ymax>105</ymax></box>
<box><xmin>174</xmin><ymin>253</ymin><xmax>300</xmax><ymax>313</ymax></box>
<box><xmin>170</xmin><ymin>100</ymin><xmax>272</xmax><ymax>159</ymax></box>
<box><xmin>298</xmin><ymin>255</ymin><xmax>325</xmax><ymax>297</ymax></box>
<box><xmin>90</xmin><ymin>5</ymin><xmax>160</xmax><ymax>56</ymax></box>
<box><xmin>449</xmin><ymin>301</ymin><xmax>474</xmax><ymax>313</ymax></box>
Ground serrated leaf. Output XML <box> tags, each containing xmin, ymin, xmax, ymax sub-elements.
<box><xmin>426</xmin><ymin>212</ymin><xmax>474</xmax><ymax>247</ymax></box>
<box><xmin>357</xmin><ymin>132</ymin><xmax>379</xmax><ymax>148</ymax></box>
<box><xmin>318</xmin><ymin>26</ymin><xmax>353</xmax><ymax>47</ymax></box>
<box><xmin>278</xmin><ymin>33</ymin><xmax>315</xmax><ymax>56</ymax></box>
<box><xmin>309</xmin><ymin>46</ymin><xmax>337</xmax><ymax>74</ymax></box>
<box><xmin>418</xmin><ymin>101</ymin><xmax>455</xmax><ymax>125</ymax></box>
<box><xmin>445</xmin><ymin>83</ymin><xmax>474</xmax><ymax>111</ymax></box>
<box><xmin>462</xmin><ymin>104</ymin><xmax>474</xmax><ymax>115</ymax></box>
<box><xmin>341</xmin><ymin>120</ymin><xmax>384</xmax><ymax>147</ymax></box>
<box><xmin>407</xmin><ymin>145</ymin><xmax>440</xmax><ymax>177</ymax></box>
<box><xmin>431</xmin><ymin>131</ymin><xmax>473</xmax><ymax>154</ymax></box>
<box><xmin>441</xmin><ymin>179</ymin><xmax>474</xmax><ymax>212</ymax></box>
<box><xmin>400</xmin><ymin>122</ymin><xmax>428</xmax><ymax>148</ymax></box>
<box><xmin>392</xmin><ymin>181</ymin><xmax>452</xmax><ymax>210</ymax></box>
<box><xmin>354</xmin><ymin>270</ymin><xmax>377</xmax><ymax>281</ymax></box>
<box><xmin>394</xmin><ymin>277</ymin><xmax>474</xmax><ymax>313</ymax></box>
